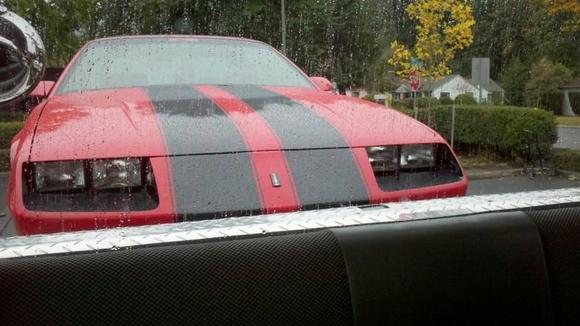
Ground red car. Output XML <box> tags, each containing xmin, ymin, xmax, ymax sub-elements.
<box><xmin>8</xmin><ymin>35</ymin><xmax>467</xmax><ymax>235</ymax></box>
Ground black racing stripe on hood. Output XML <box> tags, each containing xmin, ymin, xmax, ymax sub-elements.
<box><xmin>222</xmin><ymin>85</ymin><xmax>369</xmax><ymax>207</ymax></box>
<box><xmin>145</xmin><ymin>85</ymin><xmax>262</xmax><ymax>219</ymax></box>
<box><xmin>222</xmin><ymin>85</ymin><xmax>346</xmax><ymax>149</ymax></box>
<box><xmin>284</xmin><ymin>149</ymin><xmax>370</xmax><ymax>208</ymax></box>
<box><xmin>145</xmin><ymin>84</ymin><xmax>248</xmax><ymax>155</ymax></box>
<box><xmin>169</xmin><ymin>154</ymin><xmax>263</xmax><ymax>221</ymax></box>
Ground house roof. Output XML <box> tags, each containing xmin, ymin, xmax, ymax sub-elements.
<box><xmin>395</xmin><ymin>84</ymin><xmax>411</xmax><ymax>93</ymax></box>
<box><xmin>470</xmin><ymin>78</ymin><xmax>504</xmax><ymax>92</ymax></box>
<box><xmin>428</xmin><ymin>74</ymin><xmax>462</xmax><ymax>91</ymax></box>
<box><xmin>393</xmin><ymin>74</ymin><xmax>506</xmax><ymax>93</ymax></box>
<box><xmin>394</xmin><ymin>74</ymin><xmax>473</xmax><ymax>93</ymax></box>
<box><xmin>560</xmin><ymin>78</ymin><xmax>580</xmax><ymax>89</ymax></box>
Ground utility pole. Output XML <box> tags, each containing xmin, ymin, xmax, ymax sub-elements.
<box><xmin>451</xmin><ymin>103</ymin><xmax>456</xmax><ymax>149</ymax></box>
<box><xmin>281</xmin><ymin>0</ymin><xmax>287</xmax><ymax>54</ymax></box>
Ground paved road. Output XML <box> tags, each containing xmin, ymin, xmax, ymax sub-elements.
<box><xmin>0</xmin><ymin>173</ymin><xmax>14</xmax><ymax>238</ymax></box>
<box><xmin>467</xmin><ymin>175</ymin><xmax>580</xmax><ymax>196</ymax></box>
<box><xmin>0</xmin><ymin>173</ymin><xmax>579</xmax><ymax>238</ymax></box>
<box><xmin>555</xmin><ymin>126</ymin><xmax>580</xmax><ymax>150</ymax></box>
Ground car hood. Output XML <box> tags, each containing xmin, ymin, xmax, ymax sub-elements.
<box><xmin>30</xmin><ymin>85</ymin><xmax>443</xmax><ymax>161</ymax></box>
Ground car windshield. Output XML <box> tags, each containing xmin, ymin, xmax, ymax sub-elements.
<box><xmin>57</xmin><ymin>38</ymin><xmax>313</xmax><ymax>94</ymax></box>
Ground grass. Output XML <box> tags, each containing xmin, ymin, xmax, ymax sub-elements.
<box><xmin>0</xmin><ymin>149</ymin><xmax>9</xmax><ymax>172</ymax></box>
<box><xmin>457</xmin><ymin>154</ymin><xmax>519</xmax><ymax>170</ymax></box>
<box><xmin>553</xmin><ymin>148</ymin><xmax>580</xmax><ymax>172</ymax></box>
<box><xmin>555</xmin><ymin>116</ymin><xmax>580</xmax><ymax>126</ymax></box>
<box><xmin>0</xmin><ymin>120</ymin><xmax>23</xmax><ymax>172</ymax></box>
<box><xmin>0</xmin><ymin>121</ymin><xmax>24</xmax><ymax>149</ymax></box>
<box><xmin>459</xmin><ymin>149</ymin><xmax>580</xmax><ymax>173</ymax></box>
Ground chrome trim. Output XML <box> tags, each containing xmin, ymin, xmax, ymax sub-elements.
<box><xmin>1</xmin><ymin>188</ymin><xmax>579</xmax><ymax>259</ymax></box>
<box><xmin>270</xmin><ymin>172</ymin><xmax>281</xmax><ymax>187</ymax></box>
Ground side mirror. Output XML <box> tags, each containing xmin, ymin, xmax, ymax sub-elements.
<box><xmin>0</xmin><ymin>6</ymin><xmax>46</xmax><ymax>109</ymax></box>
<box><xmin>309</xmin><ymin>76</ymin><xmax>333</xmax><ymax>92</ymax></box>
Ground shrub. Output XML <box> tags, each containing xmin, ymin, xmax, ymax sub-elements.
<box><xmin>439</xmin><ymin>97</ymin><xmax>454</xmax><ymax>105</ymax></box>
<box><xmin>0</xmin><ymin>110</ymin><xmax>28</xmax><ymax>122</ymax></box>
<box><xmin>395</xmin><ymin>96</ymin><xmax>440</xmax><ymax>110</ymax></box>
<box><xmin>416</xmin><ymin>96</ymin><xmax>439</xmax><ymax>108</ymax></box>
<box><xmin>362</xmin><ymin>93</ymin><xmax>376</xmax><ymax>101</ymax></box>
<box><xmin>454</xmin><ymin>94</ymin><xmax>477</xmax><ymax>105</ymax></box>
<box><xmin>391</xmin><ymin>99</ymin><xmax>411</xmax><ymax>111</ymax></box>
<box><xmin>413</xmin><ymin>105</ymin><xmax>557</xmax><ymax>161</ymax></box>
<box><xmin>0</xmin><ymin>149</ymin><xmax>9</xmax><ymax>172</ymax></box>
<box><xmin>553</xmin><ymin>149</ymin><xmax>580</xmax><ymax>172</ymax></box>
<box><xmin>0</xmin><ymin>121</ymin><xmax>24</xmax><ymax>149</ymax></box>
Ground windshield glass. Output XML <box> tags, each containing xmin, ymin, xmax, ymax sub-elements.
<box><xmin>57</xmin><ymin>38</ymin><xmax>313</xmax><ymax>94</ymax></box>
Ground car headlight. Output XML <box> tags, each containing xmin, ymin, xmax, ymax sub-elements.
<box><xmin>367</xmin><ymin>146</ymin><xmax>398</xmax><ymax>172</ymax></box>
<box><xmin>34</xmin><ymin>161</ymin><xmax>86</xmax><ymax>192</ymax></box>
<box><xmin>29</xmin><ymin>158</ymin><xmax>152</xmax><ymax>193</ymax></box>
<box><xmin>366</xmin><ymin>143</ymin><xmax>464</xmax><ymax>192</ymax></box>
<box><xmin>366</xmin><ymin>144</ymin><xmax>437</xmax><ymax>174</ymax></box>
<box><xmin>400</xmin><ymin>144</ymin><xmax>435</xmax><ymax>169</ymax></box>
<box><xmin>92</xmin><ymin>158</ymin><xmax>142</xmax><ymax>190</ymax></box>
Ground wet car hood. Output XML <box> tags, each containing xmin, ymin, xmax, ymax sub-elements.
<box><xmin>30</xmin><ymin>85</ymin><xmax>443</xmax><ymax>161</ymax></box>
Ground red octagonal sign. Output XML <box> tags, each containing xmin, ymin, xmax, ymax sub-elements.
<box><xmin>409</xmin><ymin>70</ymin><xmax>420</xmax><ymax>92</ymax></box>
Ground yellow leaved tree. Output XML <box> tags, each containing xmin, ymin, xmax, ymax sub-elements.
<box><xmin>388</xmin><ymin>0</ymin><xmax>475</xmax><ymax>115</ymax></box>
<box><xmin>544</xmin><ymin>0</ymin><xmax>580</xmax><ymax>32</ymax></box>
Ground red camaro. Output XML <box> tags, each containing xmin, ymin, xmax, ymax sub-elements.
<box><xmin>9</xmin><ymin>35</ymin><xmax>467</xmax><ymax>235</ymax></box>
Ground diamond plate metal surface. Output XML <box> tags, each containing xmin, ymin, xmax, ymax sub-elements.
<box><xmin>1</xmin><ymin>188</ymin><xmax>579</xmax><ymax>259</ymax></box>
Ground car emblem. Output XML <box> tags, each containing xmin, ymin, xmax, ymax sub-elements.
<box><xmin>270</xmin><ymin>173</ymin><xmax>281</xmax><ymax>187</ymax></box>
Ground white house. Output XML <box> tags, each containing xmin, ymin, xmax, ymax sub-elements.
<box><xmin>392</xmin><ymin>58</ymin><xmax>504</xmax><ymax>104</ymax></box>
<box><xmin>394</xmin><ymin>75</ymin><xmax>480</xmax><ymax>102</ymax></box>
<box><xmin>429</xmin><ymin>75</ymin><xmax>479</xmax><ymax>101</ymax></box>
<box><xmin>470</xmin><ymin>58</ymin><xmax>504</xmax><ymax>103</ymax></box>
<box><xmin>345</xmin><ymin>88</ymin><xmax>369</xmax><ymax>98</ymax></box>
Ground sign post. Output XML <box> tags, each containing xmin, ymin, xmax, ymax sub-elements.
<box><xmin>409</xmin><ymin>69</ymin><xmax>420</xmax><ymax>118</ymax></box>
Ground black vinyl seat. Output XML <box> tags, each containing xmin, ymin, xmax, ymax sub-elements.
<box><xmin>1</xmin><ymin>206</ymin><xmax>579</xmax><ymax>325</ymax></box>
<box><xmin>529</xmin><ymin>207</ymin><xmax>580</xmax><ymax>326</ymax></box>
<box><xmin>333</xmin><ymin>212</ymin><xmax>553</xmax><ymax>325</ymax></box>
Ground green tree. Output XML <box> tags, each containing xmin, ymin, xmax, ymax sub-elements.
<box><xmin>525</xmin><ymin>58</ymin><xmax>572</xmax><ymax>111</ymax></box>
<box><xmin>3</xmin><ymin>0</ymin><xmax>577</xmax><ymax>91</ymax></box>
<box><xmin>501</xmin><ymin>61</ymin><xmax>531</xmax><ymax>106</ymax></box>
<box><xmin>452</xmin><ymin>0</ymin><xmax>580</xmax><ymax>78</ymax></box>
<box><xmin>6</xmin><ymin>0</ymin><xmax>97</xmax><ymax>66</ymax></box>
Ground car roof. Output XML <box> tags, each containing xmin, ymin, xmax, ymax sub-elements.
<box><xmin>86</xmin><ymin>35</ymin><xmax>267</xmax><ymax>46</ymax></box>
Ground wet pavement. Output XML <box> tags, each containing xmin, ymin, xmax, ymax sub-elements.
<box><xmin>555</xmin><ymin>126</ymin><xmax>580</xmax><ymax>150</ymax></box>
